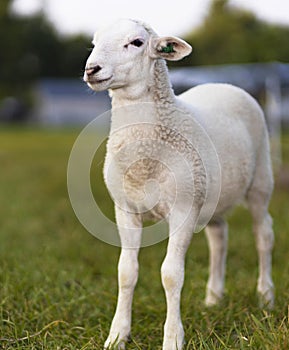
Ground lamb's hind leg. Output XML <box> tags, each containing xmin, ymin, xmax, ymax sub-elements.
<box><xmin>247</xmin><ymin>189</ymin><xmax>274</xmax><ymax>308</ymax></box>
<box><xmin>205</xmin><ymin>218</ymin><xmax>228</xmax><ymax>306</ymax></box>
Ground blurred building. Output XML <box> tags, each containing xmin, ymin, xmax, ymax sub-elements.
<box><xmin>33</xmin><ymin>78</ymin><xmax>111</xmax><ymax>126</ymax></box>
<box><xmin>31</xmin><ymin>63</ymin><xmax>289</xmax><ymax>128</ymax></box>
<box><xmin>170</xmin><ymin>62</ymin><xmax>289</xmax><ymax>127</ymax></box>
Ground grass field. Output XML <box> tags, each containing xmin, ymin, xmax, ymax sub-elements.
<box><xmin>0</xmin><ymin>127</ymin><xmax>289</xmax><ymax>350</ymax></box>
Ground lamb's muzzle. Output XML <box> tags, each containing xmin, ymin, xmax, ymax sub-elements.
<box><xmin>83</xmin><ymin>64</ymin><xmax>105</xmax><ymax>84</ymax></box>
<box><xmin>85</xmin><ymin>64</ymin><xmax>102</xmax><ymax>76</ymax></box>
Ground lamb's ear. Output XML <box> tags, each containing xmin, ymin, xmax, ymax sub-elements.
<box><xmin>149</xmin><ymin>36</ymin><xmax>192</xmax><ymax>61</ymax></box>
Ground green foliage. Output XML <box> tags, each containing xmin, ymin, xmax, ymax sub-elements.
<box><xmin>0</xmin><ymin>0</ymin><xmax>10</xmax><ymax>18</ymax></box>
<box><xmin>0</xmin><ymin>128</ymin><xmax>289</xmax><ymax>349</ymax></box>
<box><xmin>179</xmin><ymin>0</ymin><xmax>289</xmax><ymax>66</ymax></box>
<box><xmin>0</xmin><ymin>2</ymin><xmax>90</xmax><ymax>106</ymax></box>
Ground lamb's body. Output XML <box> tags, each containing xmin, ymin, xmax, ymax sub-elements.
<box><xmin>83</xmin><ymin>19</ymin><xmax>274</xmax><ymax>350</ymax></box>
<box><xmin>179</xmin><ymin>83</ymin><xmax>272</xmax><ymax>216</ymax></box>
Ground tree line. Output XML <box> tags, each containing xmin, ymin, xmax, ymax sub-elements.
<box><xmin>0</xmin><ymin>0</ymin><xmax>90</xmax><ymax>110</ymax></box>
<box><xmin>178</xmin><ymin>0</ymin><xmax>289</xmax><ymax>66</ymax></box>
<box><xmin>0</xmin><ymin>0</ymin><xmax>289</xmax><ymax>120</ymax></box>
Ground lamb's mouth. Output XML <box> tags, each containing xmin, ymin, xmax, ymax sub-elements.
<box><xmin>93</xmin><ymin>76</ymin><xmax>113</xmax><ymax>84</ymax></box>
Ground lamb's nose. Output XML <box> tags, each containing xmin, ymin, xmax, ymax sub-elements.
<box><xmin>85</xmin><ymin>65</ymin><xmax>102</xmax><ymax>76</ymax></box>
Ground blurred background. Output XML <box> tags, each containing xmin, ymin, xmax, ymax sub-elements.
<box><xmin>1</xmin><ymin>1</ymin><xmax>289</xmax><ymax>348</ymax></box>
<box><xmin>0</xmin><ymin>0</ymin><xmax>288</xmax><ymax>128</ymax></box>
<box><xmin>1</xmin><ymin>0</ymin><xmax>288</xmax><ymax>166</ymax></box>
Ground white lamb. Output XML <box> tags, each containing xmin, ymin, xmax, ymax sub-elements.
<box><xmin>83</xmin><ymin>19</ymin><xmax>274</xmax><ymax>350</ymax></box>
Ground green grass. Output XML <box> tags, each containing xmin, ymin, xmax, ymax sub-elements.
<box><xmin>0</xmin><ymin>127</ymin><xmax>289</xmax><ymax>349</ymax></box>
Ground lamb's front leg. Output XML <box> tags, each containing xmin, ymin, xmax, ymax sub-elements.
<box><xmin>104</xmin><ymin>207</ymin><xmax>142</xmax><ymax>350</ymax></box>
<box><xmin>161</xmin><ymin>214</ymin><xmax>194</xmax><ymax>350</ymax></box>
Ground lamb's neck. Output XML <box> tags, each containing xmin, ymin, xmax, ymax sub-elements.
<box><xmin>109</xmin><ymin>59</ymin><xmax>176</xmax><ymax>120</ymax></box>
<box><xmin>110</xmin><ymin>82</ymin><xmax>154</xmax><ymax>109</ymax></box>
<box><xmin>151</xmin><ymin>59</ymin><xmax>176</xmax><ymax>110</ymax></box>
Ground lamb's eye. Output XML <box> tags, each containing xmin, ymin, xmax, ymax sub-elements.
<box><xmin>130</xmin><ymin>39</ymin><xmax>144</xmax><ymax>47</ymax></box>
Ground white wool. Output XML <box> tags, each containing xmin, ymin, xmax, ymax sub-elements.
<box><xmin>83</xmin><ymin>19</ymin><xmax>275</xmax><ymax>350</ymax></box>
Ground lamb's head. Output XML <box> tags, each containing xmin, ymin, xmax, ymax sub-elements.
<box><xmin>83</xmin><ymin>19</ymin><xmax>192</xmax><ymax>92</ymax></box>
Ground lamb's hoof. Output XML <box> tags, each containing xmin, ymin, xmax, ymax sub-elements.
<box><xmin>205</xmin><ymin>289</ymin><xmax>222</xmax><ymax>307</ymax></box>
<box><xmin>258</xmin><ymin>289</ymin><xmax>274</xmax><ymax>310</ymax></box>
<box><xmin>163</xmin><ymin>338</ymin><xmax>184</xmax><ymax>350</ymax></box>
<box><xmin>163</xmin><ymin>326</ymin><xmax>185</xmax><ymax>350</ymax></box>
<box><xmin>104</xmin><ymin>336</ymin><xmax>126</xmax><ymax>350</ymax></box>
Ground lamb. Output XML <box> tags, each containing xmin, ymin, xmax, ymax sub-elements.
<box><xmin>83</xmin><ymin>19</ymin><xmax>275</xmax><ymax>350</ymax></box>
